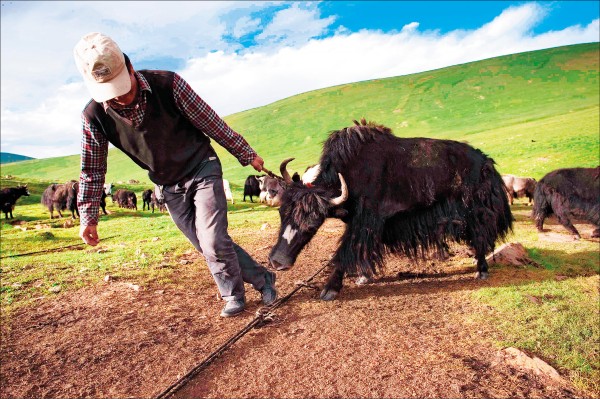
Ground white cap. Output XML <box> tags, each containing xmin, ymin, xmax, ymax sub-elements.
<box><xmin>73</xmin><ymin>32</ymin><xmax>131</xmax><ymax>102</ymax></box>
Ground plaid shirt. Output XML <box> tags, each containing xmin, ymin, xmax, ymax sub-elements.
<box><xmin>78</xmin><ymin>71</ymin><xmax>257</xmax><ymax>226</ymax></box>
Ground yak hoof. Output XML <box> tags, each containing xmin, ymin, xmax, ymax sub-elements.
<box><xmin>475</xmin><ymin>271</ymin><xmax>489</xmax><ymax>280</ymax></box>
<box><xmin>320</xmin><ymin>288</ymin><xmax>339</xmax><ymax>301</ymax></box>
<box><xmin>355</xmin><ymin>276</ymin><xmax>373</xmax><ymax>285</ymax></box>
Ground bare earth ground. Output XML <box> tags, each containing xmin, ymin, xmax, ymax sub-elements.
<box><xmin>1</xmin><ymin>216</ymin><xmax>598</xmax><ymax>399</ymax></box>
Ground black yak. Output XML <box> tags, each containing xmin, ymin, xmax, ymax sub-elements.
<box><xmin>502</xmin><ymin>174</ymin><xmax>537</xmax><ymax>205</ymax></box>
<box><xmin>142</xmin><ymin>189</ymin><xmax>153</xmax><ymax>211</ymax></box>
<box><xmin>0</xmin><ymin>185</ymin><xmax>30</xmax><ymax>219</ymax></box>
<box><xmin>268</xmin><ymin>119</ymin><xmax>513</xmax><ymax>301</ymax></box>
<box><xmin>112</xmin><ymin>189</ymin><xmax>137</xmax><ymax>210</ymax></box>
<box><xmin>243</xmin><ymin>175</ymin><xmax>262</xmax><ymax>202</ymax></box>
<box><xmin>41</xmin><ymin>181</ymin><xmax>79</xmax><ymax>219</ymax></box>
<box><xmin>532</xmin><ymin>166</ymin><xmax>599</xmax><ymax>239</ymax></box>
<box><xmin>150</xmin><ymin>191</ymin><xmax>167</xmax><ymax>213</ymax></box>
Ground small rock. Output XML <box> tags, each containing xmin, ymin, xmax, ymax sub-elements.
<box><xmin>180</xmin><ymin>259</ymin><xmax>191</xmax><ymax>265</ymax></box>
<box><xmin>526</xmin><ymin>295</ymin><xmax>542</xmax><ymax>305</ymax></box>
<box><xmin>126</xmin><ymin>283</ymin><xmax>140</xmax><ymax>291</ymax></box>
<box><xmin>495</xmin><ymin>347</ymin><xmax>563</xmax><ymax>381</ymax></box>
<box><xmin>11</xmin><ymin>282</ymin><xmax>22</xmax><ymax>289</ymax></box>
<box><xmin>485</xmin><ymin>242</ymin><xmax>541</xmax><ymax>267</ymax></box>
<box><xmin>152</xmin><ymin>237</ymin><xmax>160</xmax><ymax>242</ymax></box>
<box><xmin>49</xmin><ymin>285</ymin><xmax>61</xmax><ymax>293</ymax></box>
<box><xmin>63</xmin><ymin>219</ymin><xmax>74</xmax><ymax>228</ymax></box>
<box><xmin>104</xmin><ymin>275</ymin><xmax>112</xmax><ymax>282</ymax></box>
<box><xmin>155</xmin><ymin>290</ymin><xmax>165</xmax><ymax>295</ymax></box>
<box><xmin>97</xmin><ymin>248</ymin><xmax>108</xmax><ymax>254</ymax></box>
<box><xmin>260</xmin><ymin>223</ymin><xmax>270</xmax><ymax>231</ymax></box>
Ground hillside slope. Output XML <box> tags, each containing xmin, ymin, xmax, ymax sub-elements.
<box><xmin>3</xmin><ymin>43</ymin><xmax>598</xmax><ymax>188</ymax></box>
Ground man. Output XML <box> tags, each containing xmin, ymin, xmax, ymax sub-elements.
<box><xmin>73</xmin><ymin>32</ymin><xmax>277</xmax><ymax>317</ymax></box>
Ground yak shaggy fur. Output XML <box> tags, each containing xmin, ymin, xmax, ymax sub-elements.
<box><xmin>273</xmin><ymin>119</ymin><xmax>513</xmax><ymax>294</ymax></box>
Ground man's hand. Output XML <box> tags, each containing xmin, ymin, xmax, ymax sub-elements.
<box><xmin>80</xmin><ymin>224</ymin><xmax>99</xmax><ymax>246</ymax></box>
<box><xmin>250</xmin><ymin>155</ymin><xmax>264</xmax><ymax>172</ymax></box>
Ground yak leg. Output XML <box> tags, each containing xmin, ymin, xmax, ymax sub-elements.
<box><xmin>320</xmin><ymin>263</ymin><xmax>345</xmax><ymax>301</ymax></box>
<box><xmin>474</xmin><ymin>253</ymin><xmax>489</xmax><ymax>280</ymax></box>
<box><xmin>556</xmin><ymin>213</ymin><xmax>581</xmax><ymax>240</ymax></box>
<box><xmin>321</xmin><ymin>214</ymin><xmax>383</xmax><ymax>300</ymax></box>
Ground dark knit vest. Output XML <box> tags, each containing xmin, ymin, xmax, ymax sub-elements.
<box><xmin>83</xmin><ymin>70</ymin><xmax>215</xmax><ymax>185</ymax></box>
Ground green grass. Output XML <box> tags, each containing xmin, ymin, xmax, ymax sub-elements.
<box><xmin>472</xmin><ymin>277</ymin><xmax>599</xmax><ymax>393</ymax></box>
<box><xmin>468</xmin><ymin>203</ymin><xmax>600</xmax><ymax>394</ymax></box>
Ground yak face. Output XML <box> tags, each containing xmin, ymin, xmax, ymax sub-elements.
<box><xmin>268</xmin><ymin>174</ymin><xmax>348</xmax><ymax>270</ymax></box>
<box><xmin>14</xmin><ymin>185</ymin><xmax>30</xmax><ymax>197</ymax></box>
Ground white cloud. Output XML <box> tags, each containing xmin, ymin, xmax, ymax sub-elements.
<box><xmin>1</xmin><ymin>82</ymin><xmax>88</xmax><ymax>158</ymax></box>
<box><xmin>233</xmin><ymin>16</ymin><xmax>262</xmax><ymax>38</ymax></box>
<box><xmin>255</xmin><ymin>3</ymin><xmax>336</xmax><ymax>46</ymax></box>
<box><xmin>182</xmin><ymin>5</ymin><xmax>599</xmax><ymax>118</ymax></box>
<box><xmin>1</xmin><ymin>1</ymin><xmax>598</xmax><ymax>159</ymax></box>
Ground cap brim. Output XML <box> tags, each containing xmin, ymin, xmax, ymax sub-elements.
<box><xmin>84</xmin><ymin>65</ymin><xmax>131</xmax><ymax>103</ymax></box>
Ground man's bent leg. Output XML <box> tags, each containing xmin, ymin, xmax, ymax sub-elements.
<box><xmin>163</xmin><ymin>167</ymin><xmax>245</xmax><ymax>302</ymax></box>
<box><xmin>190</xmin><ymin>170</ymin><xmax>245</xmax><ymax>302</ymax></box>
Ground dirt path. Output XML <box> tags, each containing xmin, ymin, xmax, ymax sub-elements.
<box><xmin>0</xmin><ymin>219</ymin><xmax>591</xmax><ymax>398</ymax></box>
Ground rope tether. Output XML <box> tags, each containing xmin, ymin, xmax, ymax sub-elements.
<box><xmin>154</xmin><ymin>261</ymin><xmax>329</xmax><ymax>399</ymax></box>
<box><xmin>0</xmin><ymin>235</ymin><xmax>118</xmax><ymax>259</ymax></box>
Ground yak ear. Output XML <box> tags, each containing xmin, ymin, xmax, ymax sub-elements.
<box><xmin>328</xmin><ymin>208</ymin><xmax>348</xmax><ymax>219</ymax></box>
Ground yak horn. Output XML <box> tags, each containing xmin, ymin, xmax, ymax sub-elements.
<box><xmin>280</xmin><ymin>157</ymin><xmax>295</xmax><ymax>184</ymax></box>
<box><xmin>329</xmin><ymin>173</ymin><xmax>348</xmax><ymax>206</ymax></box>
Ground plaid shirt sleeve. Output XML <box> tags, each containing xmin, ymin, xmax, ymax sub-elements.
<box><xmin>172</xmin><ymin>73</ymin><xmax>257</xmax><ymax>166</ymax></box>
<box><xmin>78</xmin><ymin>112</ymin><xmax>108</xmax><ymax>227</ymax></box>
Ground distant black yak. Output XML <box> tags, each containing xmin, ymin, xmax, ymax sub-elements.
<box><xmin>112</xmin><ymin>189</ymin><xmax>137</xmax><ymax>210</ymax></box>
<box><xmin>532</xmin><ymin>166</ymin><xmax>599</xmax><ymax>239</ymax></box>
<box><xmin>243</xmin><ymin>175</ymin><xmax>262</xmax><ymax>202</ymax></box>
<box><xmin>142</xmin><ymin>189</ymin><xmax>153</xmax><ymax>211</ymax></box>
<box><xmin>41</xmin><ymin>181</ymin><xmax>79</xmax><ymax>219</ymax></box>
<box><xmin>0</xmin><ymin>185</ymin><xmax>30</xmax><ymax>219</ymax></box>
<box><xmin>268</xmin><ymin>119</ymin><xmax>513</xmax><ymax>300</ymax></box>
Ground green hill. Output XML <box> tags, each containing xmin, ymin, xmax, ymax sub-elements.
<box><xmin>0</xmin><ymin>152</ymin><xmax>35</xmax><ymax>165</ymax></box>
<box><xmin>3</xmin><ymin>43</ymin><xmax>598</xmax><ymax>191</ymax></box>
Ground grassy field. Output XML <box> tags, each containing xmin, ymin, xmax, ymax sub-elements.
<box><xmin>1</xmin><ymin>42</ymin><xmax>599</xmax><ymax>393</ymax></box>
<box><xmin>2</xmin><ymin>43</ymin><xmax>598</xmax><ymax>187</ymax></box>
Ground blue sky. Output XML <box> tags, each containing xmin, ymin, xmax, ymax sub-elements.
<box><xmin>1</xmin><ymin>1</ymin><xmax>598</xmax><ymax>159</ymax></box>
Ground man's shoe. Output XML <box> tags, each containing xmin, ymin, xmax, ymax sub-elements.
<box><xmin>220</xmin><ymin>299</ymin><xmax>245</xmax><ymax>317</ymax></box>
<box><xmin>261</xmin><ymin>271</ymin><xmax>278</xmax><ymax>306</ymax></box>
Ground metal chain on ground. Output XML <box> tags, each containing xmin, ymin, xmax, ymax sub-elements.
<box><xmin>153</xmin><ymin>261</ymin><xmax>330</xmax><ymax>399</ymax></box>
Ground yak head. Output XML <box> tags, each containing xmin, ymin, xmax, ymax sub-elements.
<box><xmin>16</xmin><ymin>185</ymin><xmax>30</xmax><ymax>197</ymax></box>
<box><xmin>268</xmin><ymin>159</ymin><xmax>348</xmax><ymax>270</ymax></box>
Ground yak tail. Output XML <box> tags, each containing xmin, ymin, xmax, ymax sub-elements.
<box><xmin>531</xmin><ymin>182</ymin><xmax>552</xmax><ymax>230</ymax></box>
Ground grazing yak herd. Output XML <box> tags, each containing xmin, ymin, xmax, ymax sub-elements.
<box><xmin>1</xmin><ymin>119</ymin><xmax>598</xmax><ymax>299</ymax></box>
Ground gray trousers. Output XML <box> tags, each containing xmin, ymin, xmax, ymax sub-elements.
<box><xmin>160</xmin><ymin>157</ymin><xmax>269</xmax><ymax>301</ymax></box>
